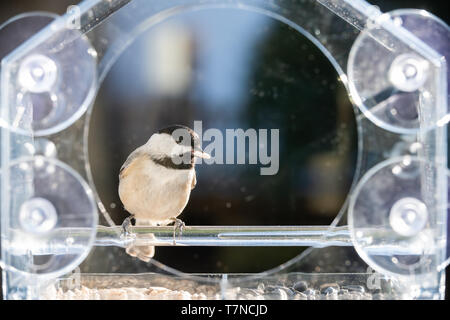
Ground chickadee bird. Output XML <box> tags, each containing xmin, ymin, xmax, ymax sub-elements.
<box><xmin>118</xmin><ymin>125</ymin><xmax>210</xmax><ymax>262</ymax></box>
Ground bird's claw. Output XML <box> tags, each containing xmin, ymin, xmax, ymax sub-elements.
<box><xmin>172</xmin><ymin>218</ymin><xmax>185</xmax><ymax>245</ymax></box>
<box><xmin>121</xmin><ymin>215</ymin><xmax>134</xmax><ymax>239</ymax></box>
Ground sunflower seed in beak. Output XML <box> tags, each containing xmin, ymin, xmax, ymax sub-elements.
<box><xmin>193</xmin><ymin>149</ymin><xmax>211</xmax><ymax>159</ymax></box>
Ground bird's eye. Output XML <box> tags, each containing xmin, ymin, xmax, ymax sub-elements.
<box><xmin>177</xmin><ymin>136</ymin><xmax>183</xmax><ymax>143</ymax></box>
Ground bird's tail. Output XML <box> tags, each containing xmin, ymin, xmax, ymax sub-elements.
<box><xmin>125</xmin><ymin>219</ymin><xmax>156</xmax><ymax>262</ymax></box>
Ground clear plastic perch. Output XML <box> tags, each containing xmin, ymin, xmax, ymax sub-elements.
<box><xmin>4</xmin><ymin>224</ymin><xmax>437</xmax><ymax>257</ymax></box>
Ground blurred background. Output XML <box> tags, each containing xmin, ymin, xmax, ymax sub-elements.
<box><xmin>0</xmin><ymin>0</ymin><xmax>448</xmax><ymax>296</ymax></box>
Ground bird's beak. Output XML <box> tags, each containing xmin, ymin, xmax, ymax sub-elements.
<box><xmin>193</xmin><ymin>147</ymin><xmax>210</xmax><ymax>159</ymax></box>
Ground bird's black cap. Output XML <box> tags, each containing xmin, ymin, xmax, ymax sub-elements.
<box><xmin>158</xmin><ymin>124</ymin><xmax>195</xmax><ymax>136</ymax></box>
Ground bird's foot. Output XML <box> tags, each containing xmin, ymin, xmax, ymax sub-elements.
<box><xmin>121</xmin><ymin>215</ymin><xmax>135</xmax><ymax>239</ymax></box>
<box><xmin>171</xmin><ymin>218</ymin><xmax>185</xmax><ymax>245</ymax></box>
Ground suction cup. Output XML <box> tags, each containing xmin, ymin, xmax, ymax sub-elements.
<box><xmin>4</xmin><ymin>156</ymin><xmax>97</xmax><ymax>278</ymax></box>
<box><xmin>348</xmin><ymin>10</ymin><xmax>449</xmax><ymax>134</ymax></box>
<box><xmin>389</xmin><ymin>9</ymin><xmax>449</xmax><ymax>96</ymax></box>
<box><xmin>0</xmin><ymin>12</ymin><xmax>57</xmax><ymax>59</ymax></box>
<box><xmin>348</xmin><ymin>156</ymin><xmax>448</xmax><ymax>277</ymax></box>
<box><xmin>0</xmin><ymin>12</ymin><xmax>97</xmax><ymax>136</ymax></box>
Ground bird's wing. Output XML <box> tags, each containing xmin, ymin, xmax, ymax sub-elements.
<box><xmin>119</xmin><ymin>149</ymin><xmax>146</xmax><ymax>179</ymax></box>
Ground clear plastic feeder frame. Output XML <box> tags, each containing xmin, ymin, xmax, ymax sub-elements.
<box><xmin>0</xmin><ymin>0</ymin><xmax>448</xmax><ymax>300</ymax></box>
